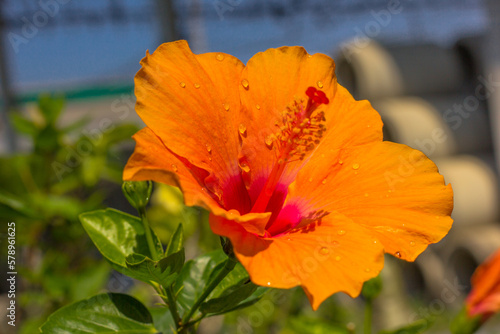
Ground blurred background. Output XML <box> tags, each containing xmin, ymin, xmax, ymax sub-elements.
<box><xmin>0</xmin><ymin>0</ymin><xmax>499</xmax><ymax>333</ymax></box>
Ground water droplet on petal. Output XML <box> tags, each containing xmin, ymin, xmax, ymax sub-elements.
<box><xmin>194</xmin><ymin>83</ymin><xmax>201</xmax><ymax>89</ymax></box>
<box><xmin>395</xmin><ymin>251</ymin><xmax>402</xmax><ymax>258</ymax></box>
<box><xmin>206</xmin><ymin>144</ymin><xmax>212</xmax><ymax>153</ymax></box>
<box><xmin>267</xmin><ymin>282</ymin><xmax>271</xmax><ymax>286</ymax></box>
<box><xmin>410</xmin><ymin>241</ymin><xmax>416</xmax><ymax>247</ymax></box>
<box><xmin>256</xmin><ymin>104</ymin><xmax>261</xmax><ymax>110</ymax></box>
<box><xmin>352</xmin><ymin>163</ymin><xmax>360</xmax><ymax>170</ymax></box>
<box><xmin>317</xmin><ymin>81</ymin><xmax>323</xmax><ymax>88</ymax></box>
<box><xmin>241</xmin><ymin>79</ymin><xmax>249</xmax><ymax>89</ymax></box>
<box><xmin>223</xmin><ymin>103</ymin><xmax>230</xmax><ymax>111</ymax></box>
<box><xmin>373</xmin><ymin>240</ymin><xmax>377</xmax><ymax>244</ymax></box>
<box><xmin>338</xmin><ymin>160</ymin><xmax>344</xmax><ymax>165</ymax></box>
<box><xmin>322</xmin><ymin>179</ymin><xmax>327</xmax><ymax>185</ymax></box>
<box><xmin>335</xmin><ymin>256</ymin><xmax>341</xmax><ymax>261</ymax></box>
<box><xmin>216</xmin><ymin>53</ymin><xmax>224</xmax><ymax>61</ymax></box>
<box><xmin>337</xmin><ymin>230</ymin><xmax>346</xmax><ymax>236</ymax></box>
<box><xmin>171</xmin><ymin>164</ymin><xmax>178</xmax><ymax>172</ymax></box>
<box><xmin>365</xmin><ymin>268</ymin><xmax>371</xmax><ymax>273</ymax></box>
<box><xmin>238</xmin><ymin>123</ymin><xmax>247</xmax><ymax>136</ymax></box>
<box><xmin>319</xmin><ymin>247</ymin><xmax>329</xmax><ymax>255</ymax></box>
<box><xmin>180</xmin><ymin>82</ymin><xmax>186</xmax><ymax>88</ymax></box>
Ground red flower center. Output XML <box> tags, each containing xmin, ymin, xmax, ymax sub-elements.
<box><xmin>250</xmin><ymin>87</ymin><xmax>329</xmax><ymax>214</ymax></box>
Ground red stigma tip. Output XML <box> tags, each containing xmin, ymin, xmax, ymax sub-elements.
<box><xmin>306</xmin><ymin>87</ymin><xmax>329</xmax><ymax>105</ymax></box>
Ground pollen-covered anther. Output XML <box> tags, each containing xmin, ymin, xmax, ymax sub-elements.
<box><xmin>269</xmin><ymin>87</ymin><xmax>329</xmax><ymax>162</ymax></box>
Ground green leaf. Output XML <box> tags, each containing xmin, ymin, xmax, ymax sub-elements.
<box><xmin>0</xmin><ymin>188</ymin><xmax>37</xmax><ymax>218</ymax></box>
<box><xmin>166</xmin><ymin>223</ymin><xmax>184</xmax><ymax>256</ymax></box>
<box><xmin>378</xmin><ymin>319</ymin><xmax>431</xmax><ymax>334</ymax></box>
<box><xmin>10</xmin><ymin>113</ymin><xmax>38</xmax><ymax>136</ymax></box>
<box><xmin>40</xmin><ymin>293</ymin><xmax>158</xmax><ymax>333</ymax></box>
<box><xmin>449</xmin><ymin>307</ymin><xmax>482</xmax><ymax>334</ymax></box>
<box><xmin>34</xmin><ymin>125</ymin><xmax>61</xmax><ymax>152</ymax></box>
<box><xmin>61</xmin><ymin>116</ymin><xmax>90</xmax><ymax>134</ymax></box>
<box><xmin>124</xmin><ymin>251</ymin><xmax>184</xmax><ymax>287</ymax></box>
<box><xmin>283</xmin><ymin>315</ymin><xmax>350</xmax><ymax>334</ymax></box>
<box><xmin>39</xmin><ymin>94</ymin><xmax>65</xmax><ymax>124</ymax></box>
<box><xmin>200</xmin><ymin>281</ymin><xmax>258</xmax><ymax>314</ymax></box>
<box><xmin>174</xmin><ymin>250</ymin><xmax>226</xmax><ymax>316</ymax></box>
<box><xmin>80</xmin><ymin>208</ymin><xmax>163</xmax><ymax>267</ymax></box>
<box><xmin>149</xmin><ymin>307</ymin><xmax>176</xmax><ymax>334</ymax></box>
<box><xmin>174</xmin><ymin>250</ymin><xmax>260</xmax><ymax>317</ymax></box>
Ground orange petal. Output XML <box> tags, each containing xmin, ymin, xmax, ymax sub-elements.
<box><xmin>134</xmin><ymin>40</ymin><xmax>250</xmax><ymax>210</ymax></box>
<box><xmin>467</xmin><ymin>248</ymin><xmax>500</xmax><ymax>317</ymax></box>
<box><xmin>285</xmin><ymin>141</ymin><xmax>453</xmax><ymax>261</ymax></box>
<box><xmin>210</xmin><ymin>212</ymin><xmax>384</xmax><ymax>310</ymax></box>
<box><xmin>237</xmin><ymin>46</ymin><xmax>382</xmax><ymax>200</ymax></box>
<box><xmin>124</xmin><ymin>127</ymin><xmax>271</xmax><ymax>232</ymax></box>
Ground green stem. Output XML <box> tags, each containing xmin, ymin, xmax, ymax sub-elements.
<box><xmin>182</xmin><ymin>256</ymin><xmax>237</xmax><ymax>325</ymax></box>
<box><xmin>138</xmin><ymin>207</ymin><xmax>159</xmax><ymax>261</ymax></box>
<box><xmin>165</xmin><ymin>286</ymin><xmax>182</xmax><ymax>330</ymax></box>
<box><xmin>364</xmin><ymin>298</ymin><xmax>373</xmax><ymax>334</ymax></box>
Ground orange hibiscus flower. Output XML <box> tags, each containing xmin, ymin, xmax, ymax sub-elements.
<box><xmin>466</xmin><ymin>248</ymin><xmax>500</xmax><ymax>321</ymax></box>
<box><xmin>124</xmin><ymin>40</ymin><xmax>453</xmax><ymax>310</ymax></box>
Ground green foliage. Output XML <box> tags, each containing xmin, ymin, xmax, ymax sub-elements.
<box><xmin>0</xmin><ymin>95</ymin><xmax>138</xmax><ymax>332</ymax></box>
<box><xmin>449</xmin><ymin>307</ymin><xmax>482</xmax><ymax>334</ymax></box>
<box><xmin>40</xmin><ymin>293</ymin><xmax>158</xmax><ymax>333</ymax></box>
<box><xmin>282</xmin><ymin>316</ymin><xmax>351</xmax><ymax>334</ymax></box>
<box><xmin>80</xmin><ymin>208</ymin><xmax>163</xmax><ymax>267</ymax></box>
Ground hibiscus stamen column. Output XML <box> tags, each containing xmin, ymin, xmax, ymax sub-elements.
<box><xmin>251</xmin><ymin>87</ymin><xmax>329</xmax><ymax>214</ymax></box>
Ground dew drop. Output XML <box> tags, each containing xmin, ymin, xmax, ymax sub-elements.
<box><xmin>206</xmin><ymin>144</ymin><xmax>212</xmax><ymax>153</ymax></box>
<box><xmin>335</xmin><ymin>256</ymin><xmax>341</xmax><ymax>261</ymax></box>
<box><xmin>223</xmin><ymin>103</ymin><xmax>230</xmax><ymax>111</ymax></box>
<box><xmin>216</xmin><ymin>53</ymin><xmax>224</xmax><ymax>61</ymax></box>
<box><xmin>364</xmin><ymin>268</ymin><xmax>371</xmax><ymax>273</ymax></box>
<box><xmin>395</xmin><ymin>251</ymin><xmax>402</xmax><ymax>258</ymax></box>
<box><xmin>194</xmin><ymin>83</ymin><xmax>201</xmax><ymax>89</ymax></box>
<box><xmin>171</xmin><ymin>164</ymin><xmax>178</xmax><ymax>172</ymax></box>
<box><xmin>317</xmin><ymin>81</ymin><xmax>323</xmax><ymax>88</ymax></box>
<box><xmin>179</xmin><ymin>82</ymin><xmax>186</xmax><ymax>88</ymax></box>
<box><xmin>337</xmin><ymin>230</ymin><xmax>346</xmax><ymax>236</ymax></box>
<box><xmin>410</xmin><ymin>241</ymin><xmax>416</xmax><ymax>247</ymax></box>
<box><xmin>373</xmin><ymin>240</ymin><xmax>377</xmax><ymax>244</ymax></box>
<box><xmin>238</xmin><ymin>123</ymin><xmax>247</xmax><ymax>135</ymax></box>
<box><xmin>256</xmin><ymin>104</ymin><xmax>261</xmax><ymax>110</ymax></box>
<box><xmin>352</xmin><ymin>163</ymin><xmax>360</xmax><ymax>170</ymax></box>
<box><xmin>228</xmin><ymin>209</ymin><xmax>238</xmax><ymax>216</ymax></box>
<box><xmin>241</xmin><ymin>79</ymin><xmax>249</xmax><ymax>89</ymax></box>
<box><xmin>240</xmin><ymin>163</ymin><xmax>250</xmax><ymax>173</ymax></box>
<box><xmin>267</xmin><ymin>282</ymin><xmax>271</xmax><ymax>286</ymax></box>
<box><xmin>322</xmin><ymin>179</ymin><xmax>327</xmax><ymax>185</ymax></box>
<box><xmin>319</xmin><ymin>247</ymin><xmax>329</xmax><ymax>255</ymax></box>
<box><xmin>338</xmin><ymin>160</ymin><xmax>344</xmax><ymax>165</ymax></box>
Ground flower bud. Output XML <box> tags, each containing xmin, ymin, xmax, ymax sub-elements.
<box><xmin>122</xmin><ymin>180</ymin><xmax>152</xmax><ymax>211</ymax></box>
